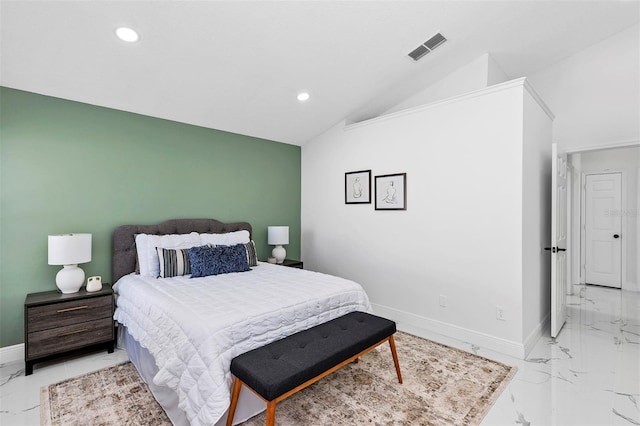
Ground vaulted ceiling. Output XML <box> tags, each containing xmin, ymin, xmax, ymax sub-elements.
<box><xmin>1</xmin><ymin>1</ymin><xmax>638</xmax><ymax>145</ymax></box>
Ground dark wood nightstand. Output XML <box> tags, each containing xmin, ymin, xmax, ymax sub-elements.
<box><xmin>280</xmin><ymin>259</ymin><xmax>304</xmax><ymax>269</ymax></box>
<box><xmin>24</xmin><ymin>285</ymin><xmax>115</xmax><ymax>375</ymax></box>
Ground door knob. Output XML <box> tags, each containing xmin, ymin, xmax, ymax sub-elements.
<box><xmin>613</xmin><ymin>234</ymin><xmax>620</xmax><ymax>239</ymax></box>
<box><xmin>544</xmin><ymin>247</ymin><xmax>566</xmax><ymax>253</ymax></box>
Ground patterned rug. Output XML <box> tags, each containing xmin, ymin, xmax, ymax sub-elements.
<box><xmin>40</xmin><ymin>362</ymin><xmax>170</xmax><ymax>426</ymax></box>
<box><xmin>41</xmin><ymin>332</ymin><xmax>516</xmax><ymax>425</ymax></box>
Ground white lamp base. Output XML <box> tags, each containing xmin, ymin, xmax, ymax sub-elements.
<box><xmin>272</xmin><ymin>245</ymin><xmax>286</xmax><ymax>264</ymax></box>
<box><xmin>56</xmin><ymin>264</ymin><xmax>85</xmax><ymax>293</ymax></box>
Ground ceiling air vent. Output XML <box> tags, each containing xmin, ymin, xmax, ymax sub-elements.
<box><xmin>424</xmin><ymin>33</ymin><xmax>446</xmax><ymax>50</ymax></box>
<box><xmin>408</xmin><ymin>32</ymin><xmax>447</xmax><ymax>61</ymax></box>
<box><xmin>408</xmin><ymin>45</ymin><xmax>429</xmax><ymax>61</ymax></box>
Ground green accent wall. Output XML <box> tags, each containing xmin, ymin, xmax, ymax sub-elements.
<box><xmin>0</xmin><ymin>87</ymin><xmax>301</xmax><ymax>348</ymax></box>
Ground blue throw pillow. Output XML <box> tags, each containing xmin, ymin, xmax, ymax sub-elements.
<box><xmin>188</xmin><ymin>244</ymin><xmax>250</xmax><ymax>278</ymax></box>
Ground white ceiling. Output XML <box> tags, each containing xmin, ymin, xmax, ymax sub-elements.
<box><xmin>1</xmin><ymin>1</ymin><xmax>638</xmax><ymax>146</ymax></box>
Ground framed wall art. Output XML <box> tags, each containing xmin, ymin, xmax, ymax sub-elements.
<box><xmin>345</xmin><ymin>170</ymin><xmax>371</xmax><ymax>204</ymax></box>
<box><xmin>375</xmin><ymin>173</ymin><xmax>406</xmax><ymax>210</ymax></box>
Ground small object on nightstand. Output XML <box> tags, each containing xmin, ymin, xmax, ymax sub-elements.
<box><xmin>24</xmin><ymin>284</ymin><xmax>115</xmax><ymax>375</ymax></box>
<box><xmin>280</xmin><ymin>259</ymin><xmax>303</xmax><ymax>269</ymax></box>
<box><xmin>86</xmin><ymin>275</ymin><xmax>102</xmax><ymax>292</ymax></box>
<box><xmin>267</xmin><ymin>257</ymin><xmax>277</xmax><ymax>264</ymax></box>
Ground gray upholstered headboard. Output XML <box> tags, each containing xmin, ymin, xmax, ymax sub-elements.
<box><xmin>111</xmin><ymin>218</ymin><xmax>252</xmax><ymax>283</ymax></box>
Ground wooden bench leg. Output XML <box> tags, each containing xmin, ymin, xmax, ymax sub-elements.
<box><xmin>388</xmin><ymin>335</ymin><xmax>403</xmax><ymax>384</ymax></box>
<box><xmin>266</xmin><ymin>400</ymin><xmax>276</xmax><ymax>426</ymax></box>
<box><xmin>226</xmin><ymin>378</ymin><xmax>243</xmax><ymax>426</ymax></box>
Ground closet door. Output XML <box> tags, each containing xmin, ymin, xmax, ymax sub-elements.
<box><xmin>585</xmin><ymin>173</ymin><xmax>622</xmax><ymax>288</ymax></box>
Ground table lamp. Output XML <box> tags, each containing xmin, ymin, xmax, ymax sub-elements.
<box><xmin>267</xmin><ymin>226</ymin><xmax>289</xmax><ymax>264</ymax></box>
<box><xmin>48</xmin><ymin>233</ymin><xmax>92</xmax><ymax>293</ymax></box>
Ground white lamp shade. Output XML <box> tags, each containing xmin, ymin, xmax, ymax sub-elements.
<box><xmin>48</xmin><ymin>234</ymin><xmax>92</xmax><ymax>265</ymax></box>
<box><xmin>267</xmin><ymin>226</ymin><xmax>289</xmax><ymax>245</ymax></box>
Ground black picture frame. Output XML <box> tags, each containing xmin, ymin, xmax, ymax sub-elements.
<box><xmin>345</xmin><ymin>170</ymin><xmax>371</xmax><ymax>204</ymax></box>
<box><xmin>375</xmin><ymin>173</ymin><xmax>407</xmax><ymax>210</ymax></box>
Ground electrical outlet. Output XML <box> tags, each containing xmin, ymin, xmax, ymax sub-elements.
<box><xmin>496</xmin><ymin>306</ymin><xmax>506</xmax><ymax>321</ymax></box>
<box><xmin>439</xmin><ymin>295</ymin><xmax>447</xmax><ymax>307</ymax></box>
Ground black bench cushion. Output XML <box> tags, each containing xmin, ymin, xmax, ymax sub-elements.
<box><xmin>230</xmin><ymin>311</ymin><xmax>396</xmax><ymax>401</ymax></box>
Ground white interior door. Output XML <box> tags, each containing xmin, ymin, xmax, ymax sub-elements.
<box><xmin>551</xmin><ymin>143</ymin><xmax>568</xmax><ymax>338</ymax></box>
<box><xmin>585</xmin><ymin>173</ymin><xmax>622</xmax><ymax>288</ymax></box>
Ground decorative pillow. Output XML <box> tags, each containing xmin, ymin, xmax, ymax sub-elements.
<box><xmin>156</xmin><ymin>247</ymin><xmax>191</xmax><ymax>278</ymax></box>
<box><xmin>200</xmin><ymin>230</ymin><xmax>250</xmax><ymax>246</ymax></box>
<box><xmin>188</xmin><ymin>244</ymin><xmax>250</xmax><ymax>278</ymax></box>
<box><xmin>244</xmin><ymin>240</ymin><xmax>258</xmax><ymax>267</ymax></box>
<box><xmin>135</xmin><ymin>232</ymin><xmax>201</xmax><ymax>277</ymax></box>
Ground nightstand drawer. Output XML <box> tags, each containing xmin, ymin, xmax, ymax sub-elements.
<box><xmin>27</xmin><ymin>317</ymin><xmax>113</xmax><ymax>359</ymax></box>
<box><xmin>27</xmin><ymin>295</ymin><xmax>112</xmax><ymax>333</ymax></box>
<box><xmin>24</xmin><ymin>285</ymin><xmax>115</xmax><ymax>375</ymax></box>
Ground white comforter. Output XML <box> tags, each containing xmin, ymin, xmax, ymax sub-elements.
<box><xmin>113</xmin><ymin>262</ymin><xmax>371</xmax><ymax>426</ymax></box>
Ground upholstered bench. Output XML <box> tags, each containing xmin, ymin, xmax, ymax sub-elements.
<box><xmin>226</xmin><ymin>311</ymin><xmax>402</xmax><ymax>426</ymax></box>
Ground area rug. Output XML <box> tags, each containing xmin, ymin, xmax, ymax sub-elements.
<box><xmin>40</xmin><ymin>362</ymin><xmax>170</xmax><ymax>426</ymax></box>
<box><xmin>41</xmin><ymin>332</ymin><xmax>516</xmax><ymax>425</ymax></box>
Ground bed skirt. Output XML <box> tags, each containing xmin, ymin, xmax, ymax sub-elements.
<box><xmin>118</xmin><ymin>325</ymin><xmax>266</xmax><ymax>425</ymax></box>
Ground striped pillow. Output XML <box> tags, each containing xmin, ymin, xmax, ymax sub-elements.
<box><xmin>245</xmin><ymin>241</ymin><xmax>258</xmax><ymax>267</ymax></box>
<box><xmin>156</xmin><ymin>247</ymin><xmax>191</xmax><ymax>278</ymax></box>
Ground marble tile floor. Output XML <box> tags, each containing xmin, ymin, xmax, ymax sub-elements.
<box><xmin>1</xmin><ymin>348</ymin><xmax>129</xmax><ymax>425</ymax></box>
<box><xmin>1</xmin><ymin>284</ymin><xmax>638</xmax><ymax>425</ymax></box>
<box><xmin>480</xmin><ymin>284</ymin><xmax>640</xmax><ymax>426</ymax></box>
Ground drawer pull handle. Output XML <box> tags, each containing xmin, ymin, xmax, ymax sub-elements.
<box><xmin>57</xmin><ymin>305</ymin><xmax>89</xmax><ymax>313</ymax></box>
<box><xmin>58</xmin><ymin>328</ymin><xmax>89</xmax><ymax>337</ymax></box>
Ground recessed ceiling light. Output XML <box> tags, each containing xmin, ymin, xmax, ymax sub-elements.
<box><xmin>297</xmin><ymin>92</ymin><xmax>310</xmax><ymax>102</ymax></box>
<box><xmin>116</xmin><ymin>27</ymin><xmax>139</xmax><ymax>42</ymax></box>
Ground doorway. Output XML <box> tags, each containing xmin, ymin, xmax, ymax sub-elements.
<box><xmin>568</xmin><ymin>144</ymin><xmax>639</xmax><ymax>293</ymax></box>
<box><xmin>584</xmin><ymin>172</ymin><xmax>622</xmax><ymax>288</ymax></box>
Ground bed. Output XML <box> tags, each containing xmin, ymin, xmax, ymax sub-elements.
<box><xmin>111</xmin><ymin>219</ymin><xmax>372</xmax><ymax>426</ymax></box>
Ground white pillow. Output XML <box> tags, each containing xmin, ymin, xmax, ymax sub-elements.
<box><xmin>200</xmin><ymin>230</ymin><xmax>250</xmax><ymax>246</ymax></box>
<box><xmin>135</xmin><ymin>232</ymin><xmax>201</xmax><ymax>277</ymax></box>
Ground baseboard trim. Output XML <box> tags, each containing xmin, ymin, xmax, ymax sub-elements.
<box><xmin>371</xmin><ymin>303</ymin><xmax>528</xmax><ymax>359</ymax></box>
<box><xmin>1</xmin><ymin>308</ymin><xmax>550</xmax><ymax>364</ymax></box>
<box><xmin>0</xmin><ymin>343</ymin><xmax>24</xmax><ymax>365</ymax></box>
<box><xmin>524</xmin><ymin>312</ymin><xmax>550</xmax><ymax>356</ymax></box>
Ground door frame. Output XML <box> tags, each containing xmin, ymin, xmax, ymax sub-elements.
<box><xmin>566</xmin><ymin>161</ymin><xmax>574</xmax><ymax>295</ymax></box>
<box><xmin>580</xmin><ymin>169</ymin><xmax>627</xmax><ymax>288</ymax></box>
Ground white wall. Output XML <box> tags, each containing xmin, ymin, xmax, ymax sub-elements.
<box><xmin>521</xmin><ymin>89</ymin><xmax>553</xmax><ymax>349</ymax></box>
<box><xmin>487</xmin><ymin>53</ymin><xmax>509</xmax><ymax>86</ymax></box>
<box><xmin>527</xmin><ymin>24</ymin><xmax>639</xmax><ymax>151</ymax></box>
<box><xmin>527</xmin><ymin>22</ymin><xmax>639</xmax><ymax>293</ymax></box>
<box><xmin>302</xmin><ymin>79</ymin><xmax>552</xmax><ymax>357</ymax></box>
<box><xmin>383</xmin><ymin>53</ymin><xmax>510</xmax><ymax>116</ymax></box>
